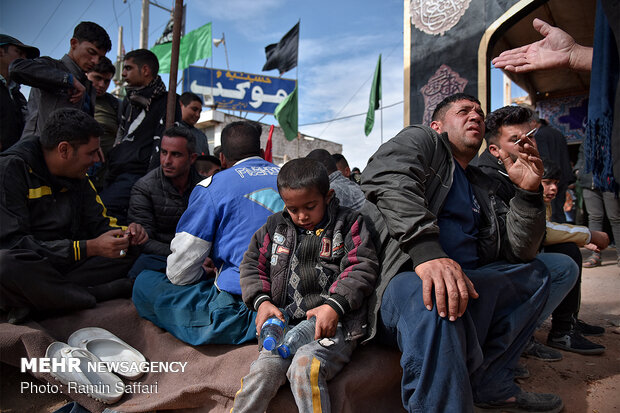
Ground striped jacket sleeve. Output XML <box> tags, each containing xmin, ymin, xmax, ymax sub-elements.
<box><xmin>543</xmin><ymin>203</ymin><xmax>590</xmax><ymax>247</ymax></box>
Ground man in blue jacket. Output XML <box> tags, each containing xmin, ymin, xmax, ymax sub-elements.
<box><xmin>132</xmin><ymin>121</ymin><xmax>284</xmax><ymax>345</ymax></box>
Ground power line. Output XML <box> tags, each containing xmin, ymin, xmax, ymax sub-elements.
<box><xmin>316</xmin><ymin>42</ymin><xmax>401</xmax><ymax>138</ymax></box>
<box><xmin>49</xmin><ymin>0</ymin><xmax>97</xmax><ymax>55</ymax></box>
<box><xmin>107</xmin><ymin>0</ymin><xmax>130</xmax><ymax>31</ymax></box>
<box><xmin>127</xmin><ymin>0</ymin><xmax>135</xmax><ymax>50</ymax></box>
<box><xmin>32</xmin><ymin>0</ymin><xmax>64</xmax><ymax>44</ymax></box>
<box><xmin>300</xmin><ymin>100</ymin><xmax>403</xmax><ymax>126</ymax></box>
<box><xmin>112</xmin><ymin>0</ymin><xmax>120</xmax><ymax>28</ymax></box>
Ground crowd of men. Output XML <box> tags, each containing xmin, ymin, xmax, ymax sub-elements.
<box><xmin>0</xmin><ymin>20</ymin><xmax>614</xmax><ymax>413</ymax></box>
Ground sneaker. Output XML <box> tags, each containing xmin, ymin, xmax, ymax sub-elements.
<box><xmin>514</xmin><ymin>362</ymin><xmax>530</xmax><ymax>380</ymax></box>
<box><xmin>522</xmin><ymin>337</ymin><xmax>562</xmax><ymax>361</ymax></box>
<box><xmin>547</xmin><ymin>329</ymin><xmax>605</xmax><ymax>355</ymax></box>
<box><xmin>576</xmin><ymin>319</ymin><xmax>605</xmax><ymax>336</ymax></box>
<box><xmin>475</xmin><ymin>390</ymin><xmax>563</xmax><ymax>413</ymax></box>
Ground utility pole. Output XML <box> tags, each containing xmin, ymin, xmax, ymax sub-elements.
<box><xmin>113</xmin><ymin>26</ymin><xmax>125</xmax><ymax>97</ymax></box>
<box><xmin>166</xmin><ymin>0</ymin><xmax>183</xmax><ymax>128</ymax></box>
<box><xmin>140</xmin><ymin>0</ymin><xmax>149</xmax><ymax>49</ymax></box>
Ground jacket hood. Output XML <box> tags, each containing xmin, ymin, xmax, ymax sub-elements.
<box><xmin>1</xmin><ymin>135</ymin><xmax>47</xmax><ymax>174</ymax></box>
<box><xmin>474</xmin><ymin>148</ymin><xmax>506</xmax><ymax>174</ymax></box>
<box><xmin>1</xmin><ymin>135</ymin><xmax>82</xmax><ymax>189</ymax></box>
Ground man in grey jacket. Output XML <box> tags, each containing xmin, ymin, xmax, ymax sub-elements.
<box><xmin>306</xmin><ymin>148</ymin><xmax>366</xmax><ymax>210</ymax></box>
<box><xmin>10</xmin><ymin>22</ymin><xmax>111</xmax><ymax>137</ymax></box>
<box><xmin>361</xmin><ymin>93</ymin><xmax>573</xmax><ymax>413</ymax></box>
<box><xmin>126</xmin><ymin>126</ymin><xmax>202</xmax><ymax>278</ymax></box>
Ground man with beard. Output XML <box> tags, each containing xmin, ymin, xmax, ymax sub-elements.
<box><xmin>126</xmin><ymin>126</ymin><xmax>202</xmax><ymax>277</ymax></box>
<box><xmin>361</xmin><ymin>94</ymin><xmax>574</xmax><ymax>412</ymax></box>
<box><xmin>101</xmin><ymin>49</ymin><xmax>181</xmax><ymax>224</ymax></box>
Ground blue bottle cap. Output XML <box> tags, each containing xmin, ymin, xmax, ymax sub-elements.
<box><xmin>277</xmin><ymin>344</ymin><xmax>291</xmax><ymax>358</ymax></box>
<box><xmin>263</xmin><ymin>336</ymin><xmax>277</xmax><ymax>351</ymax></box>
<box><xmin>262</xmin><ymin>317</ymin><xmax>286</xmax><ymax>329</ymax></box>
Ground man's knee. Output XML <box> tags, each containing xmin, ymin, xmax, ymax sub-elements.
<box><xmin>383</xmin><ymin>272</ymin><xmax>423</xmax><ymax>304</ymax></box>
<box><xmin>537</xmin><ymin>252</ymin><xmax>579</xmax><ymax>285</ymax></box>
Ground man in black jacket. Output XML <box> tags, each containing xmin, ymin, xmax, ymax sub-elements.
<box><xmin>0</xmin><ymin>108</ymin><xmax>148</xmax><ymax>323</ymax></box>
<box><xmin>0</xmin><ymin>34</ymin><xmax>39</xmax><ymax>151</ymax></box>
<box><xmin>10</xmin><ymin>22</ymin><xmax>111</xmax><ymax>137</ymax></box>
<box><xmin>101</xmin><ymin>49</ymin><xmax>181</xmax><ymax>225</ymax></box>
<box><xmin>127</xmin><ymin>126</ymin><xmax>202</xmax><ymax>277</ymax></box>
<box><xmin>474</xmin><ymin>105</ymin><xmax>605</xmax><ymax>357</ymax></box>
<box><xmin>361</xmin><ymin>94</ymin><xmax>569</xmax><ymax>412</ymax></box>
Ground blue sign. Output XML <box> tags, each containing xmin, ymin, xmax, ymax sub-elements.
<box><xmin>182</xmin><ymin>66</ymin><xmax>296</xmax><ymax>114</ymax></box>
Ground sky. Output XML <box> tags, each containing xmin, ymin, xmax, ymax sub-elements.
<box><xmin>0</xmin><ymin>0</ymin><xmax>520</xmax><ymax>169</ymax></box>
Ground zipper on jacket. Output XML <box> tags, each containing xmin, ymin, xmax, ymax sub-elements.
<box><xmin>279</xmin><ymin>226</ymin><xmax>297</xmax><ymax>305</ymax></box>
<box><xmin>488</xmin><ymin>194</ymin><xmax>501</xmax><ymax>258</ymax></box>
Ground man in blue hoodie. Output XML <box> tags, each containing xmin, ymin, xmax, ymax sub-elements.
<box><xmin>132</xmin><ymin>121</ymin><xmax>284</xmax><ymax>345</ymax></box>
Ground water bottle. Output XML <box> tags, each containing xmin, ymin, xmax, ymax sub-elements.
<box><xmin>277</xmin><ymin>317</ymin><xmax>317</xmax><ymax>358</ymax></box>
<box><xmin>259</xmin><ymin>316</ymin><xmax>287</xmax><ymax>351</ymax></box>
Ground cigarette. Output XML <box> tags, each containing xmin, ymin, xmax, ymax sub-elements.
<box><xmin>515</xmin><ymin>128</ymin><xmax>537</xmax><ymax>145</ymax></box>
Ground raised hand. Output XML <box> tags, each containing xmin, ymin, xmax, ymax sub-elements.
<box><xmin>499</xmin><ymin>135</ymin><xmax>543</xmax><ymax>192</ymax></box>
<box><xmin>492</xmin><ymin>18</ymin><xmax>592</xmax><ymax>73</ymax></box>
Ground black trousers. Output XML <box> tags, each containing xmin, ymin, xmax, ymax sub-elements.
<box><xmin>0</xmin><ymin>248</ymin><xmax>138</xmax><ymax>312</ymax></box>
<box><xmin>543</xmin><ymin>242</ymin><xmax>582</xmax><ymax>332</ymax></box>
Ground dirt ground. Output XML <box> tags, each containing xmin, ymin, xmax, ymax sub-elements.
<box><xmin>1</xmin><ymin>248</ymin><xmax>619</xmax><ymax>413</ymax></box>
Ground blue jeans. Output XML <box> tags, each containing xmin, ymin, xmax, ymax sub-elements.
<box><xmin>534</xmin><ymin>252</ymin><xmax>579</xmax><ymax>328</ymax></box>
<box><xmin>132</xmin><ymin>270</ymin><xmax>257</xmax><ymax>345</ymax></box>
<box><xmin>378</xmin><ymin>259</ymin><xmax>550</xmax><ymax>412</ymax></box>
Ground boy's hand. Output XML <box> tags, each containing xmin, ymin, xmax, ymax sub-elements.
<box><xmin>256</xmin><ymin>301</ymin><xmax>285</xmax><ymax>336</ymax></box>
<box><xmin>307</xmin><ymin>304</ymin><xmax>339</xmax><ymax>340</ymax></box>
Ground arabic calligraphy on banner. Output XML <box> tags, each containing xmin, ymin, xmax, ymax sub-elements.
<box><xmin>182</xmin><ymin>66</ymin><xmax>297</xmax><ymax>114</ymax></box>
<box><xmin>420</xmin><ymin>64</ymin><xmax>468</xmax><ymax>126</ymax></box>
<box><xmin>410</xmin><ymin>0</ymin><xmax>472</xmax><ymax>36</ymax></box>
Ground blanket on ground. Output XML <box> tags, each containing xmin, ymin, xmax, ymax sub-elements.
<box><xmin>0</xmin><ymin>299</ymin><xmax>404</xmax><ymax>412</ymax></box>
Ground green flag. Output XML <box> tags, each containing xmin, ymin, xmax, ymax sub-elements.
<box><xmin>151</xmin><ymin>22</ymin><xmax>212</xmax><ymax>74</ymax></box>
<box><xmin>275</xmin><ymin>85</ymin><xmax>298</xmax><ymax>141</ymax></box>
<box><xmin>364</xmin><ymin>54</ymin><xmax>381</xmax><ymax>136</ymax></box>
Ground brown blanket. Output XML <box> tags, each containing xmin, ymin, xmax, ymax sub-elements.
<box><xmin>0</xmin><ymin>299</ymin><xmax>405</xmax><ymax>412</ymax></box>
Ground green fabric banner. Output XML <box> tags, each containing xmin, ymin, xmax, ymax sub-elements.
<box><xmin>151</xmin><ymin>22</ymin><xmax>212</xmax><ymax>74</ymax></box>
<box><xmin>364</xmin><ymin>54</ymin><xmax>381</xmax><ymax>136</ymax></box>
<box><xmin>275</xmin><ymin>84</ymin><xmax>298</xmax><ymax>141</ymax></box>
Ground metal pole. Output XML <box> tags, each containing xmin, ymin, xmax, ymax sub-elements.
<box><xmin>223</xmin><ymin>33</ymin><xmax>230</xmax><ymax>70</ymax></box>
<box><xmin>166</xmin><ymin>0</ymin><xmax>183</xmax><ymax>128</ymax></box>
<box><xmin>139</xmin><ymin>0</ymin><xmax>149</xmax><ymax>49</ymax></box>
<box><xmin>113</xmin><ymin>26</ymin><xmax>125</xmax><ymax>97</ymax></box>
<box><xmin>380</xmin><ymin>102</ymin><xmax>383</xmax><ymax>144</ymax></box>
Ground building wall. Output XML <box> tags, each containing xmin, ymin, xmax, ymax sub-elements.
<box><xmin>196</xmin><ymin>110</ymin><xmax>342</xmax><ymax>165</ymax></box>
